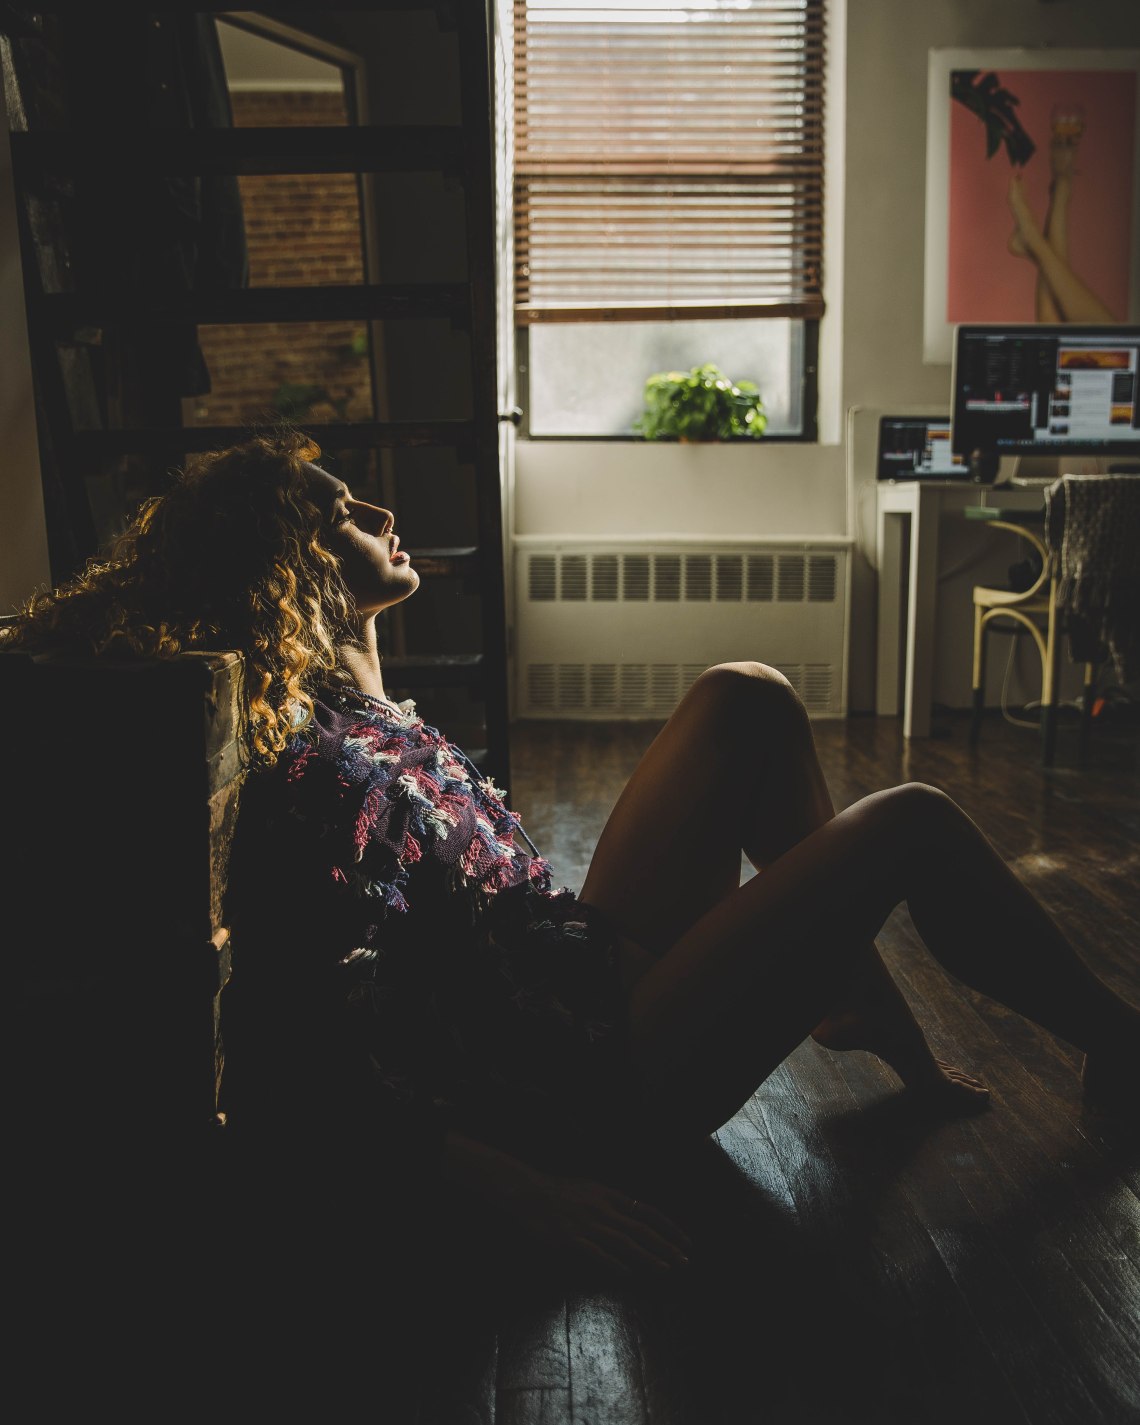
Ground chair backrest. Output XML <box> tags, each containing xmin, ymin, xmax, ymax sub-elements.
<box><xmin>1045</xmin><ymin>474</ymin><xmax>1140</xmax><ymax>681</ymax></box>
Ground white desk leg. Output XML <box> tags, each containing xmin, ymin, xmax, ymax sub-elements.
<box><xmin>903</xmin><ymin>487</ymin><xmax>940</xmax><ymax>738</ymax></box>
<box><xmin>876</xmin><ymin>505</ymin><xmax>905</xmax><ymax>717</ymax></box>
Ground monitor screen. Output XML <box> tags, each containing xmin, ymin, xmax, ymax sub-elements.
<box><xmin>877</xmin><ymin>416</ymin><xmax>969</xmax><ymax>481</ymax></box>
<box><xmin>951</xmin><ymin>325</ymin><xmax>1140</xmax><ymax>456</ymax></box>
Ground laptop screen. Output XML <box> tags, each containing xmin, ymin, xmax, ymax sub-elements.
<box><xmin>877</xmin><ymin>416</ymin><xmax>969</xmax><ymax>481</ymax></box>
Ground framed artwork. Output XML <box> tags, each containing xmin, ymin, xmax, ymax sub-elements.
<box><xmin>924</xmin><ymin>48</ymin><xmax>1140</xmax><ymax>363</ymax></box>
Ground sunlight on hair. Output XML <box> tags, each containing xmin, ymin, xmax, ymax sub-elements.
<box><xmin>0</xmin><ymin>430</ymin><xmax>356</xmax><ymax>768</ymax></box>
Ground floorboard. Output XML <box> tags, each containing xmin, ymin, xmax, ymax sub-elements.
<box><xmin>427</xmin><ymin>710</ymin><xmax>1140</xmax><ymax>1425</ymax></box>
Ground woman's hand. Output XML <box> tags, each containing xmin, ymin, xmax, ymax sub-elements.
<box><xmin>512</xmin><ymin>1174</ymin><xmax>692</xmax><ymax>1281</ymax></box>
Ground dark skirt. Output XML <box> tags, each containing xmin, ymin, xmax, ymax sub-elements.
<box><xmin>439</xmin><ymin>883</ymin><xmax>635</xmax><ymax>1169</ymax></box>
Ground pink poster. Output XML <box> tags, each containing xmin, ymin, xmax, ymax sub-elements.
<box><xmin>947</xmin><ymin>68</ymin><xmax>1136</xmax><ymax>325</ymax></box>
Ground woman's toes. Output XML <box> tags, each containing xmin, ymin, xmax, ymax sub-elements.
<box><xmin>936</xmin><ymin>1058</ymin><xmax>990</xmax><ymax>1090</ymax></box>
<box><xmin>909</xmin><ymin>1059</ymin><xmax>992</xmax><ymax>1114</ymax></box>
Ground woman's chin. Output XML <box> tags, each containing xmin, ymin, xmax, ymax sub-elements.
<box><xmin>385</xmin><ymin>569</ymin><xmax>421</xmax><ymax>606</ymax></box>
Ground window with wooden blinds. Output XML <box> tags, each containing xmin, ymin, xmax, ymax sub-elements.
<box><xmin>513</xmin><ymin>0</ymin><xmax>826</xmax><ymax>325</ymax></box>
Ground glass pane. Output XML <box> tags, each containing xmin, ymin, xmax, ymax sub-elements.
<box><xmin>190</xmin><ymin>321</ymin><xmax>374</xmax><ymax>430</ymax></box>
<box><xmin>217</xmin><ymin>21</ymin><xmax>365</xmax><ymax>289</ymax></box>
<box><xmin>526</xmin><ymin>319</ymin><xmax>802</xmax><ymax>437</ymax></box>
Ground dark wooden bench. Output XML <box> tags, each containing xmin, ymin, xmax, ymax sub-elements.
<box><xmin>5</xmin><ymin>648</ymin><xmax>242</xmax><ymax>1142</ymax></box>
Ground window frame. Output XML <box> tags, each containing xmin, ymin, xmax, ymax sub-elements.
<box><xmin>516</xmin><ymin>319</ymin><xmax>819</xmax><ymax>442</ymax></box>
<box><xmin>509</xmin><ymin>0</ymin><xmax>826</xmax><ymax>443</ymax></box>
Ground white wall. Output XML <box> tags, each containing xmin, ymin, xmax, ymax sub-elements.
<box><xmin>215</xmin><ymin>17</ymin><xmax>343</xmax><ymax>90</ymax></box>
<box><xmin>0</xmin><ymin>96</ymin><xmax>50</xmax><ymax>613</ymax></box>
<box><xmin>515</xmin><ymin>0</ymin><xmax>1140</xmax><ymax>712</ymax></box>
<box><xmin>515</xmin><ymin>440</ymin><xmax>846</xmax><ymax>540</ymax></box>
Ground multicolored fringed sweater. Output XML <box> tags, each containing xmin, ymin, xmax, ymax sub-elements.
<box><xmin>221</xmin><ymin>686</ymin><xmax>627</xmax><ymax>1171</ymax></box>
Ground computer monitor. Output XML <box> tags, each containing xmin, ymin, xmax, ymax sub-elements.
<box><xmin>950</xmin><ymin>324</ymin><xmax>1140</xmax><ymax>460</ymax></box>
<box><xmin>877</xmin><ymin>415</ymin><xmax>969</xmax><ymax>481</ymax></box>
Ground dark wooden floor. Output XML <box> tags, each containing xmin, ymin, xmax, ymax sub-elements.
<box><xmin>416</xmin><ymin>710</ymin><xmax>1139</xmax><ymax>1425</ymax></box>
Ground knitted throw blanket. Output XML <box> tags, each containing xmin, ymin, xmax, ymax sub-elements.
<box><xmin>1045</xmin><ymin>474</ymin><xmax>1140</xmax><ymax>683</ymax></box>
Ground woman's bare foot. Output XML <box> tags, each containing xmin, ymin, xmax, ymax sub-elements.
<box><xmin>1049</xmin><ymin>107</ymin><xmax>1084</xmax><ymax>178</ymax></box>
<box><xmin>812</xmin><ymin>1008</ymin><xmax>991</xmax><ymax>1112</ymax></box>
<box><xmin>905</xmin><ymin>1057</ymin><xmax>992</xmax><ymax>1112</ymax></box>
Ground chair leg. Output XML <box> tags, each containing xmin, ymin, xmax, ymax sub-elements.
<box><xmin>970</xmin><ymin>604</ymin><xmax>985</xmax><ymax>745</ymax></box>
<box><xmin>1041</xmin><ymin>703</ymin><xmax>1058</xmax><ymax>766</ymax></box>
<box><xmin>1079</xmin><ymin>662</ymin><xmax>1096</xmax><ymax>758</ymax></box>
<box><xmin>1041</xmin><ymin>575</ymin><xmax>1059</xmax><ymax>767</ymax></box>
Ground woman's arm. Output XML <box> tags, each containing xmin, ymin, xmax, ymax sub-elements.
<box><xmin>439</xmin><ymin>1130</ymin><xmax>692</xmax><ymax>1280</ymax></box>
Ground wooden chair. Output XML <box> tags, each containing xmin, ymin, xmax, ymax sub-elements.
<box><xmin>968</xmin><ymin>516</ymin><xmax>1094</xmax><ymax>766</ymax></box>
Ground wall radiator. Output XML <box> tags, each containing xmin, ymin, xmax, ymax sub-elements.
<box><xmin>514</xmin><ymin>540</ymin><xmax>851</xmax><ymax>719</ymax></box>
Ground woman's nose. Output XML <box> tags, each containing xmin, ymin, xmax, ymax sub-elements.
<box><xmin>353</xmin><ymin>501</ymin><xmax>394</xmax><ymax>534</ymax></box>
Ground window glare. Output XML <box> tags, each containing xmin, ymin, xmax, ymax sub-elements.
<box><xmin>526</xmin><ymin>319</ymin><xmax>802</xmax><ymax>437</ymax></box>
<box><xmin>526</xmin><ymin>2</ymin><xmax>805</xmax><ymax>14</ymax></box>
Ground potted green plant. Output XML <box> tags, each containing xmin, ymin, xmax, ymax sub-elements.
<box><xmin>634</xmin><ymin>363</ymin><xmax>767</xmax><ymax>442</ymax></box>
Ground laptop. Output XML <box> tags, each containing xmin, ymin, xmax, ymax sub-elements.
<box><xmin>877</xmin><ymin>415</ymin><xmax>970</xmax><ymax>482</ymax></box>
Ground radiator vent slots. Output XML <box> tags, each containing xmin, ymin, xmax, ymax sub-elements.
<box><xmin>747</xmin><ymin>554</ymin><xmax>774</xmax><ymax>601</ymax></box>
<box><xmin>523</xmin><ymin>550</ymin><xmax>838</xmax><ymax>605</ymax></box>
<box><xmin>685</xmin><ymin>555</ymin><xmax>712</xmax><ymax>601</ymax></box>
<box><xmin>561</xmin><ymin>555</ymin><xmax>587</xmax><ymax>601</ymax></box>
<box><xmin>623</xmin><ymin>555</ymin><xmax>650</xmax><ymax>600</ymax></box>
<box><xmin>528</xmin><ymin>555</ymin><xmax>556</xmax><ymax>602</ymax></box>
<box><xmin>808</xmin><ymin>555</ymin><xmax>837</xmax><ymax>602</ymax></box>
<box><xmin>517</xmin><ymin>544</ymin><xmax>848</xmax><ymax>720</ymax></box>
<box><xmin>716</xmin><ymin>556</ymin><xmax>743</xmax><ymax>601</ymax></box>
<box><xmin>523</xmin><ymin>662</ymin><xmax>836</xmax><ymax>716</ymax></box>
<box><xmin>592</xmin><ymin>555</ymin><xmax>619</xmax><ymax>601</ymax></box>
<box><xmin>777</xmin><ymin>555</ymin><xmax>804</xmax><ymax>601</ymax></box>
<box><xmin>655</xmin><ymin>555</ymin><xmax>681</xmax><ymax>601</ymax></box>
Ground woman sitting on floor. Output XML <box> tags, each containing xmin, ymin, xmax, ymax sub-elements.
<box><xmin>5</xmin><ymin>432</ymin><xmax>1136</xmax><ymax>1278</ymax></box>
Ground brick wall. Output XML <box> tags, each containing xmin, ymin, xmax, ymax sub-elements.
<box><xmin>190</xmin><ymin>90</ymin><xmax>374</xmax><ymax>431</ymax></box>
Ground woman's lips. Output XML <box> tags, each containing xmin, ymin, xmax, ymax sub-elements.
<box><xmin>390</xmin><ymin>551</ymin><xmax>410</xmax><ymax>564</ymax></box>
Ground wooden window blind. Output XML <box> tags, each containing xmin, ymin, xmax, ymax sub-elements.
<box><xmin>513</xmin><ymin>0</ymin><xmax>826</xmax><ymax>325</ymax></box>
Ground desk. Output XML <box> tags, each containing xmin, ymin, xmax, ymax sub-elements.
<box><xmin>875</xmin><ymin>482</ymin><xmax>1044</xmax><ymax>737</ymax></box>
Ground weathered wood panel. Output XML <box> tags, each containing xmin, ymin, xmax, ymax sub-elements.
<box><xmin>5</xmin><ymin>648</ymin><xmax>243</xmax><ymax>1135</ymax></box>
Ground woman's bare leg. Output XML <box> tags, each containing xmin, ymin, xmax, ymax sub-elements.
<box><xmin>1044</xmin><ymin>136</ymin><xmax>1075</xmax><ymax>266</ymax></box>
<box><xmin>1007</xmin><ymin>172</ymin><xmax>1115</xmax><ymax>323</ymax></box>
<box><xmin>1015</xmin><ymin>132</ymin><xmax>1075</xmax><ymax>322</ymax></box>
<box><xmin>1034</xmin><ymin>173</ymin><xmax>1065</xmax><ymax>324</ymax></box>
<box><xmin>1006</xmin><ymin>118</ymin><xmax>1118</xmax><ymax>323</ymax></box>
<box><xmin>581</xmin><ymin>665</ymin><xmax>986</xmax><ymax>1103</ymax></box>
<box><xmin>622</xmin><ymin>782</ymin><xmax>1140</xmax><ymax>1139</ymax></box>
<box><xmin>581</xmin><ymin>666</ymin><xmax>1138</xmax><ymax>1134</ymax></box>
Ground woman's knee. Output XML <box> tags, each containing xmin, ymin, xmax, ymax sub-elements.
<box><xmin>880</xmin><ymin>781</ymin><xmax>963</xmax><ymax>839</ymax></box>
<box><xmin>687</xmin><ymin>661</ymin><xmax>808</xmax><ymax>734</ymax></box>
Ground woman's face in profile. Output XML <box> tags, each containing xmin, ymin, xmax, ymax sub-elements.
<box><xmin>303</xmin><ymin>463</ymin><xmax>420</xmax><ymax>617</ymax></box>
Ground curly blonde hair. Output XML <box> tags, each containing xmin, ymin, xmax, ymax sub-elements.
<box><xmin>0</xmin><ymin>431</ymin><xmax>357</xmax><ymax>766</ymax></box>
